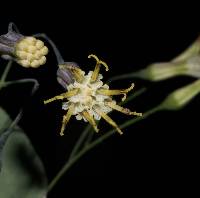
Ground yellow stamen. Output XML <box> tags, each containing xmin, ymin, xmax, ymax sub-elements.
<box><xmin>88</xmin><ymin>54</ymin><xmax>109</xmax><ymax>71</ymax></box>
<box><xmin>94</xmin><ymin>106</ymin><xmax>123</xmax><ymax>135</ymax></box>
<box><xmin>82</xmin><ymin>111</ymin><xmax>99</xmax><ymax>133</ymax></box>
<box><xmin>105</xmin><ymin>101</ymin><xmax>142</xmax><ymax>116</ymax></box>
<box><xmin>97</xmin><ymin>83</ymin><xmax>134</xmax><ymax>101</ymax></box>
<box><xmin>91</xmin><ymin>63</ymin><xmax>100</xmax><ymax>83</ymax></box>
<box><xmin>60</xmin><ymin>104</ymin><xmax>74</xmax><ymax>136</ymax></box>
<box><xmin>59</xmin><ymin>64</ymin><xmax>84</xmax><ymax>83</ymax></box>
<box><xmin>88</xmin><ymin>54</ymin><xmax>109</xmax><ymax>82</ymax></box>
<box><xmin>44</xmin><ymin>89</ymin><xmax>79</xmax><ymax>104</ymax></box>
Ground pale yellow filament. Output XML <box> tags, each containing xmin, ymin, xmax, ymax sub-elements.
<box><xmin>97</xmin><ymin>83</ymin><xmax>135</xmax><ymax>101</ymax></box>
<box><xmin>94</xmin><ymin>106</ymin><xmax>123</xmax><ymax>135</ymax></box>
<box><xmin>82</xmin><ymin>111</ymin><xmax>99</xmax><ymax>132</ymax></box>
<box><xmin>60</xmin><ymin>104</ymin><xmax>75</xmax><ymax>136</ymax></box>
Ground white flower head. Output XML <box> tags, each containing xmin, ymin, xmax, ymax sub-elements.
<box><xmin>44</xmin><ymin>54</ymin><xmax>142</xmax><ymax>136</ymax></box>
<box><xmin>62</xmin><ymin>70</ymin><xmax>112</xmax><ymax>121</ymax></box>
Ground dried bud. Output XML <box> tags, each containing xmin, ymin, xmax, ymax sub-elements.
<box><xmin>0</xmin><ymin>23</ymin><xmax>48</xmax><ymax>68</ymax></box>
<box><xmin>160</xmin><ymin>79</ymin><xmax>200</xmax><ymax>110</ymax></box>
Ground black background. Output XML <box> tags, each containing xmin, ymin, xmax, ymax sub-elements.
<box><xmin>0</xmin><ymin>2</ymin><xmax>199</xmax><ymax>197</ymax></box>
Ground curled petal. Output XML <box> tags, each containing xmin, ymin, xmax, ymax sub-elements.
<box><xmin>88</xmin><ymin>54</ymin><xmax>109</xmax><ymax>71</ymax></box>
<box><xmin>82</xmin><ymin>111</ymin><xmax>99</xmax><ymax>132</ymax></box>
<box><xmin>97</xmin><ymin>83</ymin><xmax>134</xmax><ymax>101</ymax></box>
<box><xmin>105</xmin><ymin>101</ymin><xmax>142</xmax><ymax>116</ymax></box>
<box><xmin>94</xmin><ymin>106</ymin><xmax>123</xmax><ymax>135</ymax></box>
<box><xmin>44</xmin><ymin>89</ymin><xmax>79</xmax><ymax>104</ymax></box>
<box><xmin>88</xmin><ymin>54</ymin><xmax>109</xmax><ymax>82</ymax></box>
<box><xmin>60</xmin><ymin>104</ymin><xmax>75</xmax><ymax>136</ymax></box>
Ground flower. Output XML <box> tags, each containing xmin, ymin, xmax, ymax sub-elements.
<box><xmin>0</xmin><ymin>23</ymin><xmax>48</xmax><ymax>68</ymax></box>
<box><xmin>44</xmin><ymin>54</ymin><xmax>142</xmax><ymax>136</ymax></box>
<box><xmin>15</xmin><ymin>37</ymin><xmax>48</xmax><ymax>68</ymax></box>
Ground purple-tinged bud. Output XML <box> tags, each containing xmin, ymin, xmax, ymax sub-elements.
<box><xmin>57</xmin><ymin>62</ymin><xmax>79</xmax><ymax>89</ymax></box>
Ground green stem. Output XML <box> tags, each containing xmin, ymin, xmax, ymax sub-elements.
<box><xmin>84</xmin><ymin>130</ymin><xmax>94</xmax><ymax>147</ymax></box>
<box><xmin>0</xmin><ymin>61</ymin><xmax>13</xmax><ymax>90</ymax></box>
<box><xmin>47</xmin><ymin>105</ymin><xmax>161</xmax><ymax>193</ymax></box>
<box><xmin>0</xmin><ymin>60</ymin><xmax>13</xmax><ymax>82</ymax></box>
<box><xmin>2</xmin><ymin>79</ymin><xmax>38</xmax><ymax>87</ymax></box>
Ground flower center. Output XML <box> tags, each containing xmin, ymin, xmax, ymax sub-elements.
<box><xmin>66</xmin><ymin>71</ymin><xmax>109</xmax><ymax>114</ymax></box>
<box><xmin>79</xmin><ymin>85</ymin><xmax>94</xmax><ymax>106</ymax></box>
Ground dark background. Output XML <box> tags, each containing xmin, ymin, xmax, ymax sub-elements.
<box><xmin>0</xmin><ymin>2</ymin><xmax>199</xmax><ymax>197</ymax></box>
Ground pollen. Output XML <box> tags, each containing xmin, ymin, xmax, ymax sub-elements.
<box><xmin>15</xmin><ymin>37</ymin><xmax>48</xmax><ymax>68</ymax></box>
<box><xmin>44</xmin><ymin>55</ymin><xmax>142</xmax><ymax>136</ymax></box>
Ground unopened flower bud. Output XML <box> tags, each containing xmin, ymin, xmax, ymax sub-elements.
<box><xmin>15</xmin><ymin>37</ymin><xmax>48</xmax><ymax>68</ymax></box>
<box><xmin>57</xmin><ymin>62</ymin><xmax>79</xmax><ymax>89</ymax></box>
<box><xmin>160</xmin><ymin>79</ymin><xmax>200</xmax><ymax>110</ymax></box>
<box><xmin>111</xmin><ymin>36</ymin><xmax>200</xmax><ymax>82</ymax></box>
<box><xmin>134</xmin><ymin>54</ymin><xmax>200</xmax><ymax>81</ymax></box>
<box><xmin>0</xmin><ymin>23</ymin><xmax>48</xmax><ymax>68</ymax></box>
<box><xmin>185</xmin><ymin>56</ymin><xmax>200</xmax><ymax>78</ymax></box>
<box><xmin>132</xmin><ymin>62</ymin><xmax>186</xmax><ymax>81</ymax></box>
<box><xmin>173</xmin><ymin>36</ymin><xmax>200</xmax><ymax>62</ymax></box>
